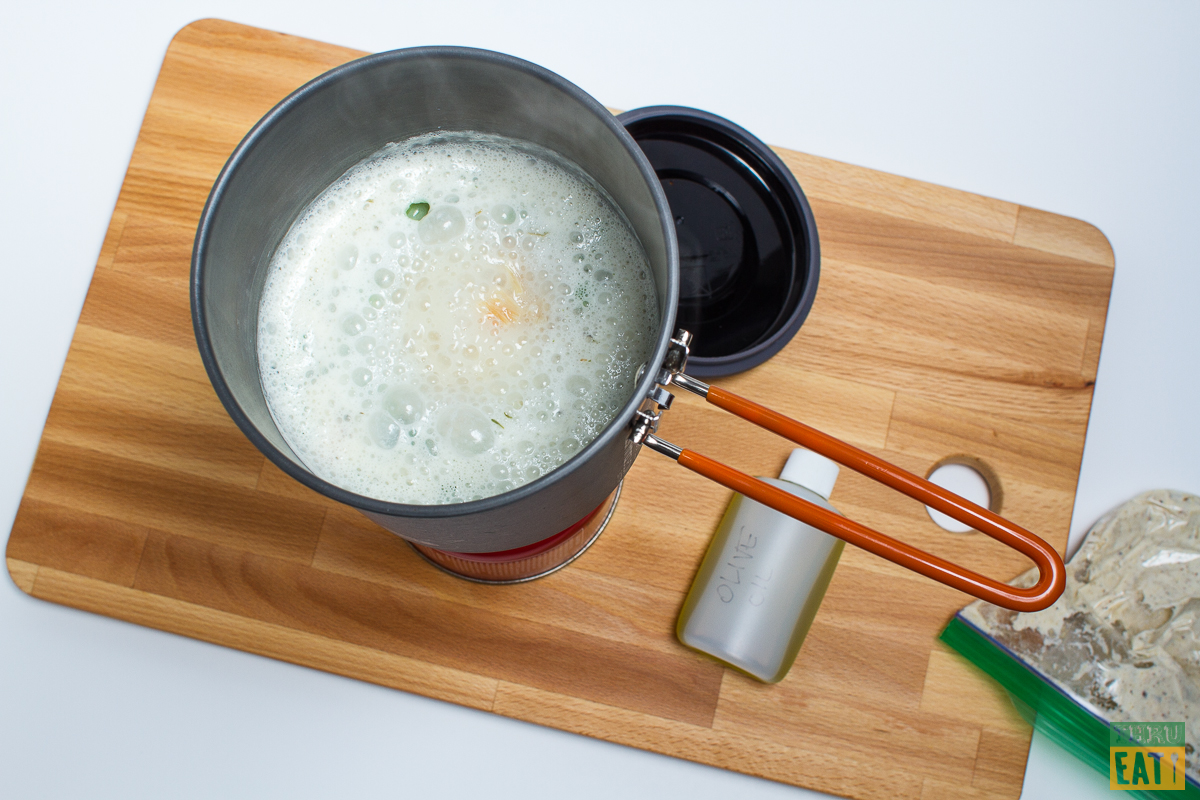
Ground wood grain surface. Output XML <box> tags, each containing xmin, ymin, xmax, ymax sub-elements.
<box><xmin>5</xmin><ymin>19</ymin><xmax>1114</xmax><ymax>799</ymax></box>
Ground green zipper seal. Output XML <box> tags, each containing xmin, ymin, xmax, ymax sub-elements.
<box><xmin>941</xmin><ymin>614</ymin><xmax>1198</xmax><ymax>799</ymax></box>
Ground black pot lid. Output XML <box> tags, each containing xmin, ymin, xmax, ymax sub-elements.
<box><xmin>618</xmin><ymin>106</ymin><xmax>820</xmax><ymax>378</ymax></box>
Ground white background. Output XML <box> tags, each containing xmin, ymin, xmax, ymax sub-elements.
<box><xmin>2</xmin><ymin>2</ymin><xmax>1196</xmax><ymax>797</ymax></box>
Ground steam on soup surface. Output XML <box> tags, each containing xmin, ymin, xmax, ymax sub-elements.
<box><xmin>258</xmin><ymin>132</ymin><xmax>660</xmax><ymax>505</ymax></box>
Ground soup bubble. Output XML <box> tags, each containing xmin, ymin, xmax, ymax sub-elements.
<box><xmin>567</xmin><ymin>375</ymin><xmax>592</xmax><ymax>396</ymax></box>
<box><xmin>383</xmin><ymin>386</ymin><xmax>424</xmax><ymax>424</ymax></box>
<box><xmin>491</xmin><ymin>204</ymin><xmax>516</xmax><ymax>225</ymax></box>
<box><xmin>418</xmin><ymin>206</ymin><xmax>466</xmax><ymax>244</ymax></box>
<box><xmin>442</xmin><ymin>406</ymin><xmax>495</xmax><ymax>455</ymax></box>
<box><xmin>368</xmin><ymin>412</ymin><xmax>401</xmax><ymax>449</ymax></box>
<box><xmin>336</xmin><ymin>245</ymin><xmax>358</xmax><ymax>270</ymax></box>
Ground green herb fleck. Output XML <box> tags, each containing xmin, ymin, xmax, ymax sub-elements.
<box><xmin>491</xmin><ymin>418</ymin><xmax>504</xmax><ymax>429</ymax></box>
<box><xmin>406</xmin><ymin>202</ymin><xmax>430</xmax><ymax>220</ymax></box>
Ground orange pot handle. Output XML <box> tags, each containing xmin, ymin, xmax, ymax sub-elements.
<box><xmin>635</xmin><ymin>360</ymin><xmax>1066</xmax><ymax>612</ymax></box>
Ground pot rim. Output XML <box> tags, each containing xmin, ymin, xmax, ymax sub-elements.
<box><xmin>191</xmin><ymin>45</ymin><xmax>680</xmax><ymax>522</ymax></box>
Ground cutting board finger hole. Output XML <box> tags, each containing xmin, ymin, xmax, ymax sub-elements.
<box><xmin>924</xmin><ymin>455</ymin><xmax>1004</xmax><ymax>533</ymax></box>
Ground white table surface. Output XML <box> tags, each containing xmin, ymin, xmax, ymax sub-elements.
<box><xmin>3</xmin><ymin>2</ymin><xmax>1197</xmax><ymax>797</ymax></box>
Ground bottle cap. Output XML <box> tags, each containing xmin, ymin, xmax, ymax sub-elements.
<box><xmin>779</xmin><ymin>448</ymin><xmax>839</xmax><ymax>499</ymax></box>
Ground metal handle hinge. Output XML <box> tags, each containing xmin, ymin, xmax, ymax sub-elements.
<box><xmin>630</xmin><ymin>328</ymin><xmax>709</xmax><ymax>451</ymax></box>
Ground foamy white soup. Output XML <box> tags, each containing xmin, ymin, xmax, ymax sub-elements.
<box><xmin>258</xmin><ymin>132</ymin><xmax>660</xmax><ymax>505</ymax></box>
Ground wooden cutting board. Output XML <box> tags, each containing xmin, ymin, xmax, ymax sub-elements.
<box><xmin>5</xmin><ymin>19</ymin><xmax>1114</xmax><ymax>800</ymax></box>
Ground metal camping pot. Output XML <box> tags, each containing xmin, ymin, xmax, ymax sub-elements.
<box><xmin>192</xmin><ymin>47</ymin><xmax>1065</xmax><ymax>611</ymax></box>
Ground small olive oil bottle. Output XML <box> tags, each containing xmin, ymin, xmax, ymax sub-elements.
<box><xmin>676</xmin><ymin>448</ymin><xmax>843</xmax><ymax>683</ymax></box>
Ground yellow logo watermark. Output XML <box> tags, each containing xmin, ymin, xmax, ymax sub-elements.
<box><xmin>1110</xmin><ymin>721</ymin><xmax>1186</xmax><ymax>791</ymax></box>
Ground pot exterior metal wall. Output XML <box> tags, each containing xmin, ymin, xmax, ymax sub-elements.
<box><xmin>361</xmin><ymin>437</ymin><xmax>637</xmax><ymax>551</ymax></box>
<box><xmin>192</xmin><ymin>47</ymin><xmax>678</xmax><ymax>553</ymax></box>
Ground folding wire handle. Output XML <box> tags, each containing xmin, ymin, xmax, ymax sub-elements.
<box><xmin>632</xmin><ymin>331</ymin><xmax>1066</xmax><ymax>613</ymax></box>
